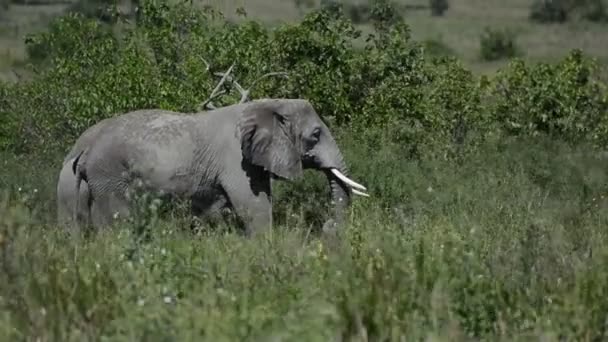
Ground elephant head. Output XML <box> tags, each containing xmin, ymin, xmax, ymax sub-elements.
<box><xmin>237</xmin><ymin>99</ymin><xmax>368</xmax><ymax>230</ymax></box>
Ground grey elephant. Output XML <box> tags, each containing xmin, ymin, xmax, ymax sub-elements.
<box><xmin>73</xmin><ymin>98</ymin><xmax>368</xmax><ymax>235</ymax></box>
<box><xmin>56</xmin><ymin>118</ymin><xmax>111</xmax><ymax>226</ymax></box>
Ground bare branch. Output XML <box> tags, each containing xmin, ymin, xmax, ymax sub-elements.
<box><xmin>11</xmin><ymin>69</ymin><xmax>22</xmax><ymax>81</ymax></box>
<box><xmin>233</xmin><ymin>80</ymin><xmax>249</xmax><ymax>103</ymax></box>
<box><xmin>212</xmin><ymin>72</ymin><xmax>248</xmax><ymax>103</ymax></box>
<box><xmin>197</xmin><ymin>62</ymin><xmax>235</xmax><ymax>111</ymax></box>
<box><xmin>236</xmin><ymin>71</ymin><xmax>289</xmax><ymax>103</ymax></box>
<box><xmin>199</xmin><ymin>63</ymin><xmax>289</xmax><ymax>109</ymax></box>
<box><xmin>202</xmin><ymin>89</ymin><xmax>227</xmax><ymax>110</ymax></box>
<box><xmin>199</xmin><ymin>56</ymin><xmax>211</xmax><ymax>71</ymax></box>
<box><xmin>248</xmin><ymin>72</ymin><xmax>289</xmax><ymax>94</ymax></box>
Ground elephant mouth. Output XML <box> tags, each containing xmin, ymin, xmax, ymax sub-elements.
<box><xmin>328</xmin><ymin>168</ymin><xmax>369</xmax><ymax>197</ymax></box>
<box><xmin>302</xmin><ymin>151</ymin><xmax>369</xmax><ymax>197</ymax></box>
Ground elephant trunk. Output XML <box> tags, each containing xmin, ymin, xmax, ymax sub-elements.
<box><xmin>325</xmin><ymin>168</ymin><xmax>351</xmax><ymax>231</ymax></box>
<box><xmin>321</xmin><ymin>155</ymin><xmax>368</xmax><ymax>233</ymax></box>
<box><xmin>314</xmin><ymin>133</ymin><xmax>368</xmax><ymax>233</ymax></box>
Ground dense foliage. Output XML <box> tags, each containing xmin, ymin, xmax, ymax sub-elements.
<box><xmin>1</xmin><ymin>1</ymin><xmax>606</xmax><ymax>157</ymax></box>
<box><xmin>1</xmin><ymin>1</ymin><xmax>608</xmax><ymax>340</ymax></box>
<box><xmin>479</xmin><ymin>27</ymin><xmax>519</xmax><ymax>61</ymax></box>
<box><xmin>530</xmin><ymin>0</ymin><xmax>608</xmax><ymax>23</ymax></box>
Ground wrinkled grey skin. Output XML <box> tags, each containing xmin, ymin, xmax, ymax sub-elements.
<box><xmin>74</xmin><ymin>99</ymin><xmax>356</xmax><ymax>236</ymax></box>
<box><xmin>56</xmin><ymin>118</ymin><xmax>111</xmax><ymax>227</ymax></box>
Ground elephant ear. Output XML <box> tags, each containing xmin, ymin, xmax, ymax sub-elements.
<box><xmin>238</xmin><ymin>101</ymin><xmax>303</xmax><ymax>180</ymax></box>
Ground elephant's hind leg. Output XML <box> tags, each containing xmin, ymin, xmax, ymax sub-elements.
<box><xmin>87</xmin><ymin>176</ymin><xmax>132</xmax><ymax>228</ymax></box>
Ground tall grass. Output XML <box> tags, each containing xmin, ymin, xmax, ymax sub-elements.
<box><xmin>2</xmin><ymin>135</ymin><xmax>608</xmax><ymax>340</ymax></box>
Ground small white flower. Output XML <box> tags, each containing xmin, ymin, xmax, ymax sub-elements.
<box><xmin>160</xmin><ymin>248</ymin><xmax>166</xmax><ymax>256</ymax></box>
<box><xmin>137</xmin><ymin>298</ymin><xmax>145</xmax><ymax>306</ymax></box>
<box><xmin>33</xmin><ymin>189</ymin><xmax>38</xmax><ymax>194</ymax></box>
<box><xmin>17</xmin><ymin>187</ymin><xmax>22</xmax><ymax>192</ymax></box>
<box><xmin>427</xmin><ymin>186</ymin><xmax>433</xmax><ymax>193</ymax></box>
<box><xmin>95</xmin><ymin>263</ymin><xmax>100</xmax><ymax>270</ymax></box>
<box><xmin>163</xmin><ymin>296</ymin><xmax>172</xmax><ymax>304</ymax></box>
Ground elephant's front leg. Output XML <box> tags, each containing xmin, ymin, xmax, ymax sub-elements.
<box><xmin>222</xmin><ymin>169</ymin><xmax>272</xmax><ymax>237</ymax></box>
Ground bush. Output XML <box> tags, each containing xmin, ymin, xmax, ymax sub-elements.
<box><xmin>422</xmin><ymin>38</ymin><xmax>456</xmax><ymax>58</ymax></box>
<box><xmin>2</xmin><ymin>2</ymin><xmax>466</xmax><ymax>159</ymax></box>
<box><xmin>577</xmin><ymin>0</ymin><xmax>608</xmax><ymax>22</ymax></box>
<box><xmin>429</xmin><ymin>0</ymin><xmax>449</xmax><ymax>16</ymax></box>
<box><xmin>65</xmin><ymin>0</ymin><xmax>121</xmax><ymax>24</ymax></box>
<box><xmin>293</xmin><ymin>0</ymin><xmax>315</xmax><ymax>11</ymax></box>
<box><xmin>479</xmin><ymin>27</ymin><xmax>519</xmax><ymax>61</ymax></box>
<box><xmin>487</xmin><ymin>49</ymin><xmax>608</xmax><ymax>146</ymax></box>
<box><xmin>320</xmin><ymin>0</ymin><xmax>401</xmax><ymax>26</ymax></box>
<box><xmin>2</xmin><ymin>1</ymin><xmax>607</xmax><ymax>159</ymax></box>
<box><xmin>530</xmin><ymin>0</ymin><xmax>570</xmax><ymax>23</ymax></box>
<box><xmin>530</xmin><ymin>0</ymin><xmax>607</xmax><ymax>23</ymax></box>
<box><xmin>346</xmin><ymin>2</ymin><xmax>371</xmax><ymax>24</ymax></box>
<box><xmin>368</xmin><ymin>0</ymin><xmax>402</xmax><ymax>27</ymax></box>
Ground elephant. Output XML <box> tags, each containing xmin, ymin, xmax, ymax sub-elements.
<box><xmin>56</xmin><ymin>118</ymin><xmax>111</xmax><ymax>227</ymax></box>
<box><xmin>73</xmin><ymin>98</ymin><xmax>368</xmax><ymax>236</ymax></box>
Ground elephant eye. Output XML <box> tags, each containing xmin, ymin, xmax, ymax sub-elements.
<box><xmin>311</xmin><ymin>128</ymin><xmax>321</xmax><ymax>141</ymax></box>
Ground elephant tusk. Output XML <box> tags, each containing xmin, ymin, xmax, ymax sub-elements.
<box><xmin>330</xmin><ymin>168</ymin><xmax>367</xmax><ymax>191</ymax></box>
<box><xmin>352</xmin><ymin>189</ymin><xmax>370</xmax><ymax>197</ymax></box>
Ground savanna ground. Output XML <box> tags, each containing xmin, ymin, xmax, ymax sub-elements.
<box><xmin>1</xmin><ymin>0</ymin><xmax>608</xmax><ymax>340</ymax></box>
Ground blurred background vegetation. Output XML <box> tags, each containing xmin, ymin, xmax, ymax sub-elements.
<box><xmin>1</xmin><ymin>0</ymin><xmax>608</xmax><ymax>81</ymax></box>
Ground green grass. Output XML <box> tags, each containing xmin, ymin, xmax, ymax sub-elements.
<box><xmin>2</xmin><ymin>135</ymin><xmax>608</xmax><ymax>340</ymax></box>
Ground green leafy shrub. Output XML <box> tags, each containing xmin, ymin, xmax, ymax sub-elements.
<box><xmin>429</xmin><ymin>0</ymin><xmax>449</xmax><ymax>16</ymax></box>
<box><xmin>65</xmin><ymin>0</ymin><xmax>121</xmax><ymax>23</ymax></box>
<box><xmin>530</xmin><ymin>0</ymin><xmax>569</xmax><ymax>23</ymax></box>
<box><xmin>293</xmin><ymin>0</ymin><xmax>316</xmax><ymax>11</ymax></box>
<box><xmin>530</xmin><ymin>0</ymin><xmax>608</xmax><ymax>23</ymax></box>
<box><xmin>368</xmin><ymin>0</ymin><xmax>403</xmax><ymax>27</ymax></box>
<box><xmin>320</xmin><ymin>0</ymin><xmax>402</xmax><ymax>25</ymax></box>
<box><xmin>320</xmin><ymin>0</ymin><xmax>341</xmax><ymax>15</ymax></box>
<box><xmin>479</xmin><ymin>27</ymin><xmax>519</xmax><ymax>61</ymax></box>
<box><xmin>487</xmin><ymin>49</ymin><xmax>608</xmax><ymax>146</ymax></box>
<box><xmin>577</xmin><ymin>0</ymin><xmax>608</xmax><ymax>22</ymax></box>
<box><xmin>422</xmin><ymin>38</ymin><xmax>456</xmax><ymax>58</ymax></box>
<box><xmin>3</xmin><ymin>0</ymin><xmax>607</xmax><ymax>160</ymax></box>
<box><xmin>5</xmin><ymin>1</ymin><xmax>466</xmax><ymax>159</ymax></box>
<box><xmin>24</xmin><ymin>12</ymin><xmax>118</xmax><ymax>66</ymax></box>
<box><xmin>346</xmin><ymin>2</ymin><xmax>371</xmax><ymax>24</ymax></box>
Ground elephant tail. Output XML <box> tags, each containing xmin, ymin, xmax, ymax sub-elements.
<box><xmin>72</xmin><ymin>149</ymin><xmax>90</xmax><ymax>230</ymax></box>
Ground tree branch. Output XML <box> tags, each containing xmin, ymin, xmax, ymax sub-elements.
<box><xmin>197</xmin><ymin>61</ymin><xmax>289</xmax><ymax>110</ymax></box>
<box><xmin>197</xmin><ymin>62</ymin><xmax>235</xmax><ymax>111</ymax></box>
